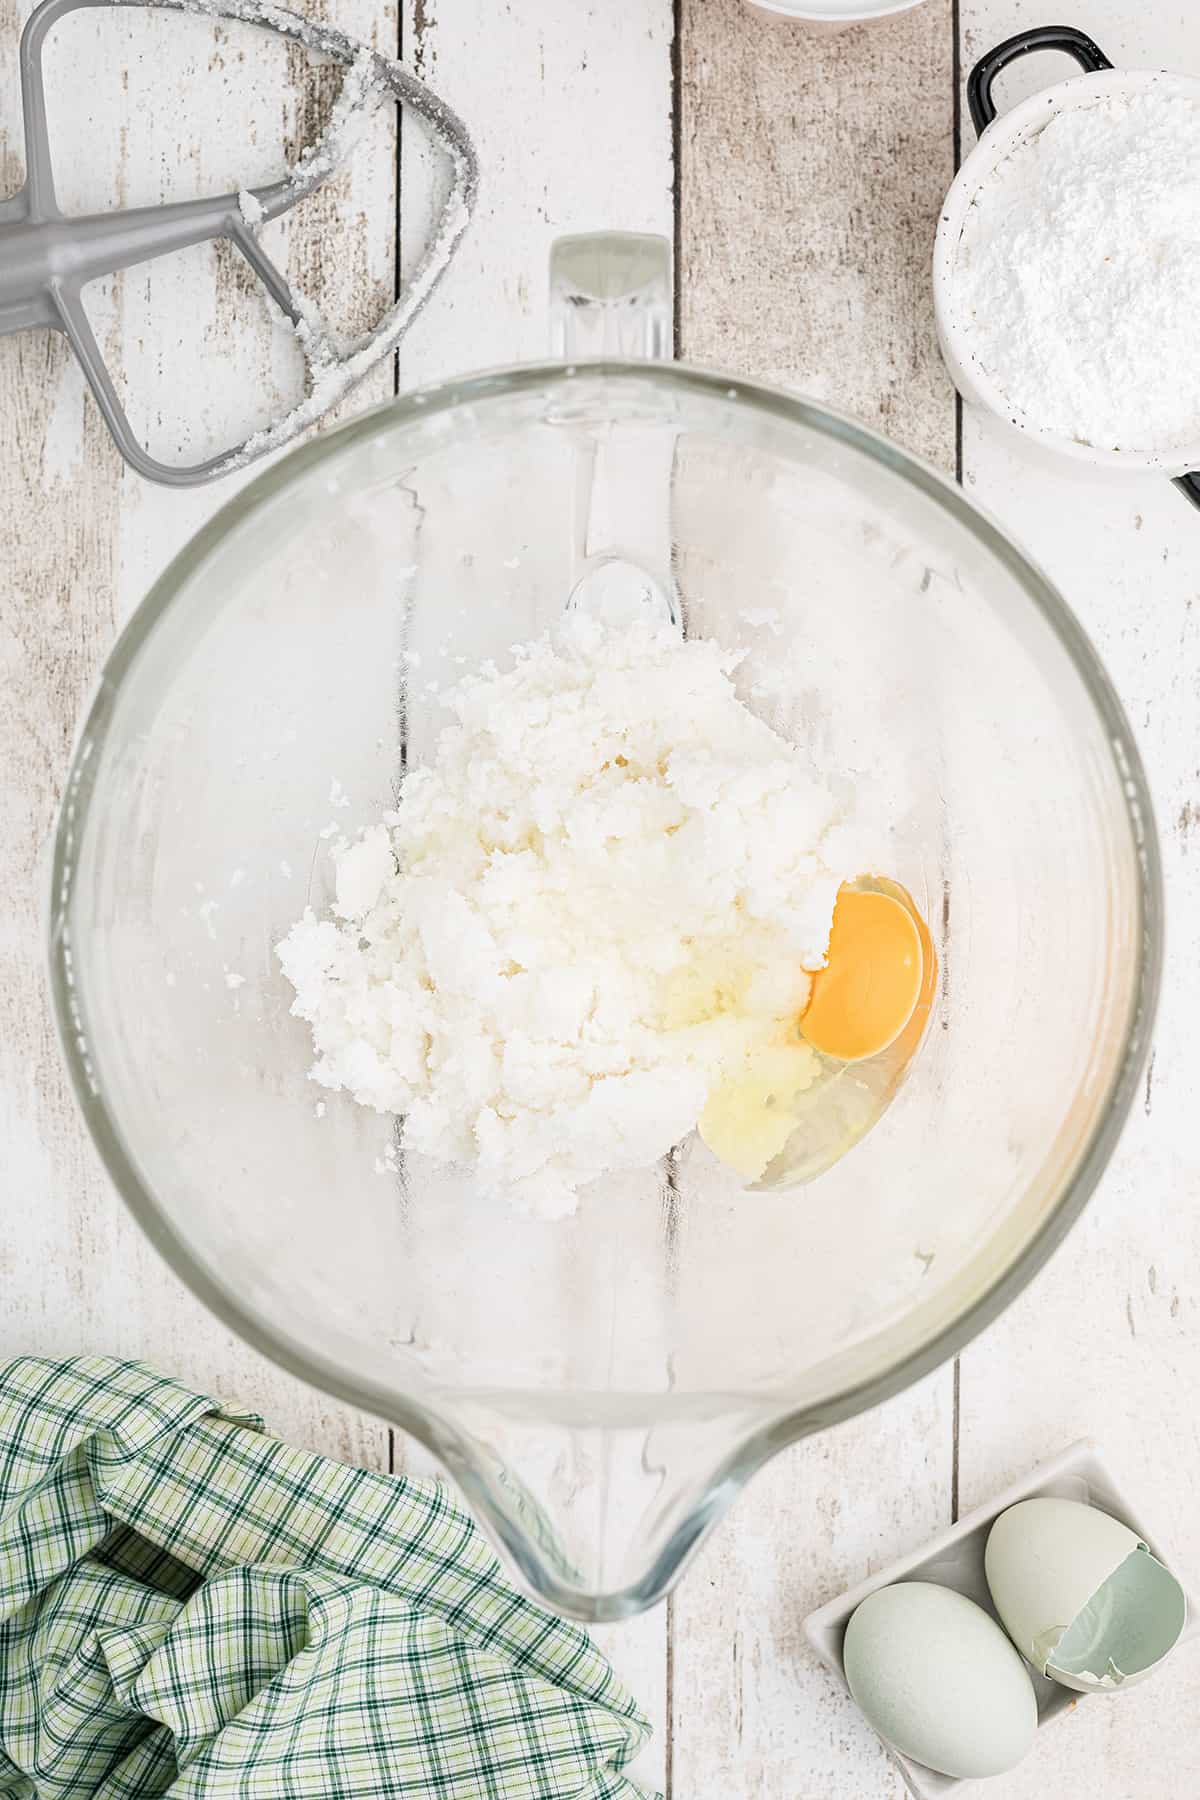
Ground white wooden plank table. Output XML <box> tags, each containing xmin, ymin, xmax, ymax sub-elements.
<box><xmin>1</xmin><ymin>1</ymin><xmax>1197</xmax><ymax>1794</ymax></box>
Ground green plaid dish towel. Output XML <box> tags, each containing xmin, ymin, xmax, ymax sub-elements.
<box><xmin>0</xmin><ymin>1357</ymin><xmax>656</xmax><ymax>1799</ymax></box>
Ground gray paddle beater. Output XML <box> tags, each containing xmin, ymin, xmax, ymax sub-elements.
<box><xmin>0</xmin><ymin>0</ymin><xmax>478</xmax><ymax>485</ymax></box>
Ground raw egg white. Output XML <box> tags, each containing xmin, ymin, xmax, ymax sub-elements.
<box><xmin>698</xmin><ymin>875</ymin><xmax>937</xmax><ymax>1185</ymax></box>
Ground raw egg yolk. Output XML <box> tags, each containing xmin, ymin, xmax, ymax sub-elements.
<box><xmin>800</xmin><ymin>884</ymin><xmax>924</xmax><ymax>1062</ymax></box>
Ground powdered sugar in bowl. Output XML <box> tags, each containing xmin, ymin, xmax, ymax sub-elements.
<box><xmin>934</xmin><ymin>25</ymin><xmax>1200</xmax><ymax>510</ymax></box>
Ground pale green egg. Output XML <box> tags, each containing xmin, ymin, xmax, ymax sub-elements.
<box><xmin>844</xmin><ymin>1581</ymin><xmax>1038</xmax><ymax>1779</ymax></box>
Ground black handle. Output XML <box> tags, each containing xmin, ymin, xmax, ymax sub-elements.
<box><xmin>1173</xmin><ymin>474</ymin><xmax>1200</xmax><ymax>512</ymax></box>
<box><xmin>967</xmin><ymin>25</ymin><xmax>1113</xmax><ymax>137</ymax></box>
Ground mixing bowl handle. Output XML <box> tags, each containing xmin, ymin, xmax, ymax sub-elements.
<box><xmin>967</xmin><ymin>25</ymin><xmax>1112</xmax><ymax>137</ymax></box>
<box><xmin>547</xmin><ymin>233</ymin><xmax>680</xmax><ymax>624</ymax></box>
<box><xmin>548</xmin><ymin>232</ymin><xmax>672</xmax><ymax>360</ymax></box>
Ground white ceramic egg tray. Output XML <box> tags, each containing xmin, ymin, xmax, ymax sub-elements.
<box><xmin>802</xmin><ymin>1438</ymin><xmax>1200</xmax><ymax>1798</ymax></box>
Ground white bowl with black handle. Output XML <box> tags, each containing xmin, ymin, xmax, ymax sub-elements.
<box><xmin>933</xmin><ymin>24</ymin><xmax>1200</xmax><ymax>512</ymax></box>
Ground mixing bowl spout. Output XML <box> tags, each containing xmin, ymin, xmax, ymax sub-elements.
<box><xmin>431</xmin><ymin>1395</ymin><xmax>788</xmax><ymax>1622</ymax></box>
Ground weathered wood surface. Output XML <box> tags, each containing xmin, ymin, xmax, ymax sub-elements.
<box><xmin>674</xmin><ymin>5</ymin><xmax>956</xmax><ymax>1794</ymax></box>
<box><xmin>951</xmin><ymin>3</ymin><xmax>1200</xmax><ymax>1795</ymax></box>
<box><xmin>3</xmin><ymin>0</ymin><xmax>1199</xmax><ymax>1794</ymax></box>
<box><xmin>0</xmin><ymin>0</ymin><xmax>399</xmax><ymax>1465</ymax></box>
<box><xmin>389</xmin><ymin>11</ymin><xmax>676</xmax><ymax>1783</ymax></box>
<box><xmin>675</xmin><ymin>2</ymin><xmax>1200</xmax><ymax>1795</ymax></box>
<box><xmin>0</xmin><ymin>0</ymin><xmax>674</xmax><ymax>1789</ymax></box>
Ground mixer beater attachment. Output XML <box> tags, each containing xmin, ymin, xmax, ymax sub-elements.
<box><xmin>0</xmin><ymin>0</ymin><xmax>478</xmax><ymax>484</ymax></box>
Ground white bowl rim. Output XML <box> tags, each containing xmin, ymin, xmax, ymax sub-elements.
<box><xmin>746</xmin><ymin>0</ymin><xmax>925</xmax><ymax>18</ymax></box>
<box><xmin>934</xmin><ymin>65</ymin><xmax>1200</xmax><ymax>476</ymax></box>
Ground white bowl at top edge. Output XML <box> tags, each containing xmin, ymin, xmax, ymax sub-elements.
<box><xmin>743</xmin><ymin>0</ymin><xmax>926</xmax><ymax>25</ymax></box>
<box><xmin>934</xmin><ymin>67</ymin><xmax>1200</xmax><ymax>479</ymax></box>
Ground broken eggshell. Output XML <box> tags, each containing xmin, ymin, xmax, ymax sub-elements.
<box><xmin>985</xmin><ymin>1497</ymin><xmax>1187</xmax><ymax>1693</ymax></box>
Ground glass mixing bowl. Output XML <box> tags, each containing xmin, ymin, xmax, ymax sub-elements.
<box><xmin>49</xmin><ymin>236</ymin><xmax>1160</xmax><ymax>1620</ymax></box>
